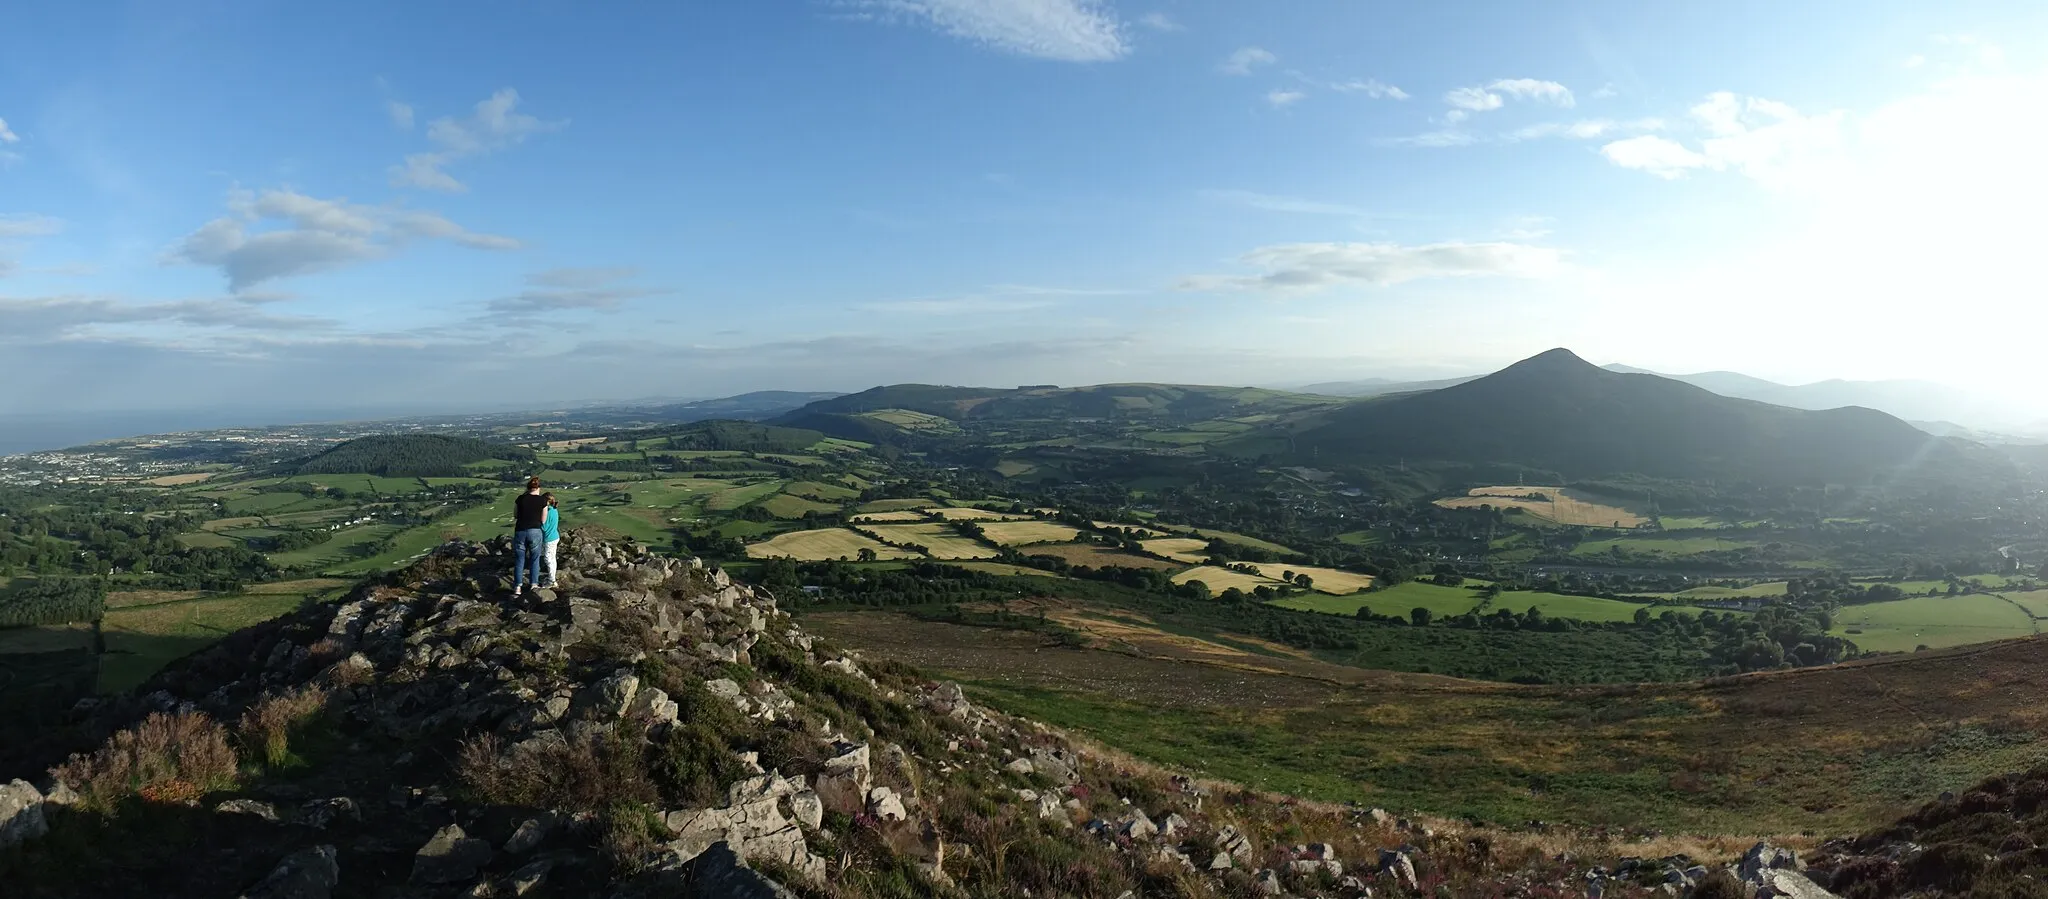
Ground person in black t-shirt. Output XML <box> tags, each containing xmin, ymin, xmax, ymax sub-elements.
<box><xmin>512</xmin><ymin>477</ymin><xmax>550</xmax><ymax>595</ymax></box>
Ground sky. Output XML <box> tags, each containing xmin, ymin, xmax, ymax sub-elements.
<box><xmin>5</xmin><ymin>0</ymin><xmax>2048</xmax><ymax>417</ymax></box>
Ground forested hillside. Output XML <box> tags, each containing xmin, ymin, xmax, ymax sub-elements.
<box><xmin>296</xmin><ymin>434</ymin><xmax>533</xmax><ymax>478</ymax></box>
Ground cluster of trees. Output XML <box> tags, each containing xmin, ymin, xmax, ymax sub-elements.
<box><xmin>297</xmin><ymin>434</ymin><xmax>532</xmax><ymax>477</ymax></box>
<box><xmin>0</xmin><ymin>577</ymin><xmax>107</xmax><ymax>627</ymax></box>
<box><xmin>0</xmin><ymin>487</ymin><xmax>275</xmax><ymax>587</ymax></box>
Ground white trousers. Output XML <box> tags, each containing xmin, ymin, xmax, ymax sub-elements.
<box><xmin>544</xmin><ymin>539</ymin><xmax>559</xmax><ymax>585</ymax></box>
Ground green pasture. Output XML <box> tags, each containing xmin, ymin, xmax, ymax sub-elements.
<box><xmin>1831</xmin><ymin>595</ymin><xmax>2038</xmax><ymax>652</ymax></box>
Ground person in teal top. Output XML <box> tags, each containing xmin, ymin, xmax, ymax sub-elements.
<box><xmin>540</xmin><ymin>493</ymin><xmax>561</xmax><ymax>587</ymax></box>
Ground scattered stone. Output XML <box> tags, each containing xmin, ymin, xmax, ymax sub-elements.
<box><xmin>0</xmin><ymin>779</ymin><xmax>49</xmax><ymax>850</ymax></box>
<box><xmin>241</xmin><ymin>845</ymin><xmax>340</xmax><ymax>899</ymax></box>
<box><xmin>297</xmin><ymin>797</ymin><xmax>360</xmax><ymax>829</ymax></box>
<box><xmin>789</xmin><ymin>790</ymin><xmax>825</xmax><ymax>830</ymax></box>
<box><xmin>412</xmin><ymin>824</ymin><xmax>495</xmax><ymax>885</ymax></box>
<box><xmin>687</xmin><ymin>841</ymin><xmax>800</xmax><ymax>899</ymax></box>
<box><xmin>216</xmin><ymin>798</ymin><xmax>282</xmax><ymax>823</ymax></box>
<box><xmin>868</xmin><ymin>786</ymin><xmax>909</xmax><ymax>822</ymax></box>
<box><xmin>1380</xmin><ymin>849</ymin><xmax>1419</xmax><ymax>892</ymax></box>
<box><xmin>505</xmin><ymin>813</ymin><xmax>557</xmax><ymax>854</ymax></box>
<box><xmin>816</xmin><ymin>743</ymin><xmax>873</xmax><ymax>816</ymax></box>
<box><xmin>1253</xmin><ymin>868</ymin><xmax>1284</xmax><ymax>895</ymax></box>
<box><xmin>1208</xmin><ymin>851</ymin><xmax>1234</xmax><ymax>871</ymax></box>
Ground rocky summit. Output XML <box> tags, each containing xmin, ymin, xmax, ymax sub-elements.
<box><xmin>0</xmin><ymin>531</ymin><xmax>1969</xmax><ymax>898</ymax></box>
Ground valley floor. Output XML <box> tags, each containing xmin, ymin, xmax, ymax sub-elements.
<box><xmin>806</xmin><ymin>609</ymin><xmax>2048</xmax><ymax>837</ymax></box>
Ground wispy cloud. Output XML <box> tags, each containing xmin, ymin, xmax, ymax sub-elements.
<box><xmin>1386</xmin><ymin>129</ymin><xmax>1479</xmax><ymax>148</ymax></box>
<box><xmin>1330</xmin><ymin>78</ymin><xmax>1409</xmax><ymax>100</ymax></box>
<box><xmin>1506</xmin><ymin>118</ymin><xmax>1662</xmax><ymax>141</ymax></box>
<box><xmin>1179</xmin><ymin>240</ymin><xmax>1564</xmax><ymax>293</ymax></box>
<box><xmin>857</xmin><ymin>283</ymin><xmax>1126</xmax><ymax>315</ymax></box>
<box><xmin>2</xmin><ymin>294</ymin><xmax>339</xmax><ymax>340</ymax></box>
<box><xmin>169</xmin><ymin>188</ymin><xmax>520</xmax><ymax>291</ymax></box>
<box><xmin>1221</xmin><ymin>46</ymin><xmax>1276</xmax><ymax>76</ymax></box>
<box><xmin>1446</xmin><ymin>78</ymin><xmax>1574</xmax><ymax>112</ymax></box>
<box><xmin>1600</xmin><ymin>92</ymin><xmax>1843</xmax><ymax>185</ymax></box>
<box><xmin>1266</xmin><ymin>89</ymin><xmax>1306</xmax><ymax>108</ymax></box>
<box><xmin>1137</xmin><ymin>11</ymin><xmax>1179</xmax><ymax>31</ymax></box>
<box><xmin>389</xmin><ymin>89</ymin><xmax>563</xmax><ymax>192</ymax></box>
<box><xmin>835</xmin><ymin>0</ymin><xmax>1129</xmax><ymax>62</ymax></box>
<box><xmin>0</xmin><ymin>214</ymin><xmax>63</xmax><ymax>238</ymax></box>
<box><xmin>0</xmin><ymin>118</ymin><xmax>18</xmax><ymax>143</ymax></box>
<box><xmin>1199</xmin><ymin>190</ymin><xmax>1370</xmax><ymax>217</ymax></box>
<box><xmin>387</xmin><ymin>101</ymin><xmax>414</xmax><ymax>130</ymax></box>
<box><xmin>486</xmin><ymin>268</ymin><xmax>664</xmax><ymax>316</ymax></box>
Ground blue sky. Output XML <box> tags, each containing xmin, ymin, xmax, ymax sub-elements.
<box><xmin>4</xmin><ymin>1</ymin><xmax>2047</xmax><ymax>415</ymax></box>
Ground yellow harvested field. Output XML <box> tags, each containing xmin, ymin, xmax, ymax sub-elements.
<box><xmin>1435</xmin><ymin>486</ymin><xmax>1650</xmax><ymax>529</ymax></box>
<box><xmin>1245</xmin><ymin>564</ymin><xmax>1376</xmax><ymax>595</ymax></box>
<box><xmin>928</xmin><ymin>507</ymin><xmax>1030</xmax><ymax>521</ymax></box>
<box><xmin>851</xmin><ymin>510</ymin><xmax>931</xmax><ymax>523</ymax></box>
<box><xmin>147</xmin><ymin>472</ymin><xmax>216</xmax><ymax>486</ymax></box>
<box><xmin>977</xmin><ymin>520</ymin><xmax>1084</xmax><ymax>546</ymax></box>
<box><xmin>1141</xmin><ymin>537</ymin><xmax>1211</xmax><ymax>564</ymax></box>
<box><xmin>861</xmin><ymin>523</ymin><xmax>999</xmax><ymax>560</ymax></box>
<box><xmin>1171</xmin><ymin>565</ymin><xmax>1284</xmax><ymax>593</ymax></box>
<box><xmin>1093</xmin><ymin>521</ymin><xmax>1163</xmax><ymax>538</ymax></box>
<box><xmin>1020</xmin><ymin>544</ymin><xmax>1179</xmax><ymax>571</ymax></box>
<box><xmin>747</xmin><ymin>529</ymin><xmax>924</xmax><ymax>561</ymax></box>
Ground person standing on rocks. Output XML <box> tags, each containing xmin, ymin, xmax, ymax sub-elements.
<box><xmin>541</xmin><ymin>493</ymin><xmax>561</xmax><ymax>588</ymax></box>
<box><xmin>512</xmin><ymin>477</ymin><xmax>550</xmax><ymax>596</ymax></box>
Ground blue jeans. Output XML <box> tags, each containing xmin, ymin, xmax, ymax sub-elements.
<box><xmin>513</xmin><ymin>528</ymin><xmax>546</xmax><ymax>588</ymax></box>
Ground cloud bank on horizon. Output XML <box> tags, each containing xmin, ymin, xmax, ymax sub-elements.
<box><xmin>4</xmin><ymin>0</ymin><xmax>2048</xmax><ymax>416</ymax></box>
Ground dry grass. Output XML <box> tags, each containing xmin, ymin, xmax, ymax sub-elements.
<box><xmin>862</xmin><ymin>523</ymin><xmax>999</xmax><ymax>560</ymax></box>
<box><xmin>145</xmin><ymin>472</ymin><xmax>215</xmax><ymax>486</ymax></box>
<box><xmin>54</xmin><ymin>711</ymin><xmax>240</xmax><ymax>810</ymax></box>
<box><xmin>456</xmin><ymin>730</ymin><xmax>659</xmax><ymax>814</ymax></box>
<box><xmin>237</xmin><ymin>686</ymin><xmax>330</xmax><ymax>769</ymax></box>
<box><xmin>1141</xmin><ymin>538</ymin><xmax>1211</xmax><ymax>564</ymax></box>
<box><xmin>1020</xmin><ymin>544</ymin><xmax>1180</xmax><ymax>571</ymax></box>
<box><xmin>976</xmin><ymin>520</ymin><xmax>1085</xmax><ymax>546</ymax></box>
<box><xmin>850</xmin><ymin>510</ymin><xmax>931</xmax><ymax>523</ymax></box>
<box><xmin>1243</xmin><ymin>564</ymin><xmax>1377</xmax><ymax>595</ymax></box>
<box><xmin>106</xmin><ymin>590</ymin><xmax>206</xmax><ymax>609</ymax></box>
<box><xmin>1170</xmin><ymin>566</ymin><xmax>1283</xmax><ymax>594</ymax></box>
<box><xmin>927</xmin><ymin>507</ymin><xmax>1030</xmax><ymax>521</ymax></box>
<box><xmin>746</xmin><ymin>528</ymin><xmax>923</xmax><ymax>561</ymax></box>
<box><xmin>1436</xmin><ymin>486</ymin><xmax>1650</xmax><ymax>529</ymax></box>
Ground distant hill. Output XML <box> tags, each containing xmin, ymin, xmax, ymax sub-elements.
<box><xmin>776</xmin><ymin>383</ymin><xmax>1342</xmax><ymax>440</ymax></box>
<box><xmin>643</xmin><ymin>420</ymin><xmax>827</xmax><ymax>453</ymax></box>
<box><xmin>634</xmin><ymin>390</ymin><xmax>843</xmax><ymax>423</ymax></box>
<box><xmin>296</xmin><ymin>434</ymin><xmax>534</xmax><ymax>478</ymax></box>
<box><xmin>1266</xmin><ymin>349</ymin><xmax>1976</xmax><ymax>484</ymax></box>
<box><xmin>1296</xmin><ymin>375</ymin><xmax>1480</xmax><ymax>397</ymax></box>
<box><xmin>1600</xmin><ymin>364</ymin><xmax>2012</xmax><ymax>429</ymax></box>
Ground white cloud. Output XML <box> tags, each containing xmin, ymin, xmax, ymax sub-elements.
<box><xmin>1266</xmin><ymin>89</ymin><xmax>1305</xmax><ymax>108</ymax></box>
<box><xmin>390</xmin><ymin>89</ymin><xmax>562</xmax><ymax>192</ymax></box>
<box><xmin>487</xmin><ymin>268</ymin><xmax>663</xmax><ymax>316</ymax></box>
<box><xmin>170</xmin><ymin>188</ymin><xmax>520</xmax><ymax>291</ymax></box>
<box><xmin>1</xmin><ymin>294</ymin><xmax>338</xmax><ymax>340</ymax></box>
<box><xmin>1330</xmin><ymin>78</ymin><xmax>1408</xmax><ymax>100</ymax></box>
<box><xmin>1904</xmin><ymin>54</ymin><xmax>1927</xmax><ymax>69</ymax></box>
<box><xmin>1221</xmin><ymin>46</ymin><xmax>1276</xmax><ymax>76</ymax></box>
<box><xmin>1446</xmin><ymin>78</ymin><xmax>1574</xmax><ymax>112</ymax></box>
<box><xmin>1591</xmin><ymin>84</ymin><xmax>1619</xmax><ymax>99</ymax></box>
<box><xmin>1599</xmin><ymin>92</ymin><xmax>1844</xmax><ymax>187</ymax></box>
<box><xmin>387</xmin><ymin>101</ymin><xmax>414</xmax><ymax>130</ymax></box>
<box><xmin>0</xmin><ymin>214</ymin><xmax>63</xmax><ymax>238</ymax></box>
<box><xmin>1507</xmin><ymin>118</ymin><xmax>1662</xmax><ymax>141</ymax></box>
<box><xmin>1199</xmin><ymin>190</ymin><xmax>1369</xmax><ymax>217</ymax></box>
<box><xmin>1179</xmin><ymin>240</ymin><xmax>1564</xmax><ymax>292</ymax></box>
<box><xmin>0</xmin><ymin>118</ymin><xmax>17</xmax><ymax>143</ymax></box>
<box><xmin>1388</xmin><ymin>129</ymin><xmax>1478</xmax><ymax>148</ymax></box>
<box><xmin>858</xmin><ymin>283</ymin><xmax>1124</xmax><ymax>315</ymax></box>
<box><xmin>1599</xmin><ymin>136</ymin><xmax>1708</xmax><ymax>178</ymax></box>
<box><xmin>1137</xmin><ymin>11</ymin><xmax>1179</xmax><ymax>31</ymax></box>
<box><xmin>838</xmin><ymin>0</ymin><xmax>1128</xmax><ymax>62</ymax></box>
<box><xmin>1444</xmin><ymin>86</ymin><xmax>1503</xmax><ymax>111</ymax></box>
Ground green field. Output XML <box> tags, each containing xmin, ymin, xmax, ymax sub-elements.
<box><xmin>1273</xmin><ymin>580</ymin><xmax>1486</xmax><ymax>618</ymax></box>
<box><xmin>283</xmin><ymin>473</ymin><xmax>432</xmax><ymax>494</ymax></box>
<box><xmin>784</xmin><ymin>480</ymin><xmax>859</xmax><ymax>501</ymax></box>
<box><xmin>176</xmin><ymin>531</ymin><xmax>238</xmax><ymax>549</ymax></box>
<box><xmin>1172</xmin><ymin>527</ymin><xmax>1300</xmax><ymax>557</ymax></box>
<box><xmin>1572</xmin><ymin>535</ymin><xmax>1752</xmax><ymax>557</ymax></box>
<box><xmin>221</xmin><ymin>493</ymin><xmax>335</xmax><ymax>516</ymax></box>
<box><xmin>757</xmin><ymin>493</ymin><xmax>842</xmax><ymax>519</ymax></box>
<box><xmin>99</xmin><ymin>593</ymin><xmax>312</xmax><ymax>691</ymax></box>
<box><xmin>2004</xmin><ymin>590</ymin><xmax>2048</xmax><ymax>618</ymax></box>
<box><xmin>1653</xmin><ymin>581</ymin><xmax>1789</xmax><ymax>600</ymax></box>
<box><xmin>268</xmin><ymin>523</ymin><xmax>401</xmax><ymax>570</ymax></box>
<box><xmin>706</xmin><ymin>480</ymin><xmax>787</xmax><ymax>511</ymax></box>
<box><xmin>1831</xmin><ymin>595</ymin><xmax>2039</xmax><ymax>652</ymax></box>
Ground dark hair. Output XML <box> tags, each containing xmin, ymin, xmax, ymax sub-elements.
<box><xmin>526</xmin><ymin>476</ymin><xmax>541</xmax><ymax>490</ymax></box>
<box><xmin>543</xmin><ymin>493</ymin><xmax>556</xmax><ymax>506</ymax></box>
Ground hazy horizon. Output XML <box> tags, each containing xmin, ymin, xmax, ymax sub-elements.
<box><xmin>7</xmin><ymin>2</ymin><xmax>2048</xmax><ymax>416</ymax></box>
